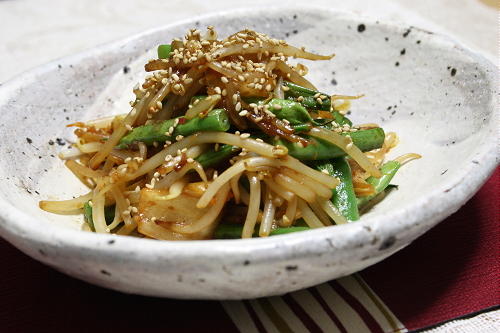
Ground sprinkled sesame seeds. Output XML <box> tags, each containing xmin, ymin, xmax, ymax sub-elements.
<box><xmin>176</xmin><ymin>135</ymin><xmax>184</xmax><ymax>141</ymax></box>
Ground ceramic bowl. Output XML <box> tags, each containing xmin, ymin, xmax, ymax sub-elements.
<box><xmin>0</xmin><ymin>7</ymin><xmax>497</xmax><ymax>299</ymax></box>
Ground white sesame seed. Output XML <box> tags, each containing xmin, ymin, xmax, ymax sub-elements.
<box><xmin>321</xmin><ymin>169</ymin><xmax>330</xmax><ymax>175</ymax></box>
<box><xmin>153</xmin><ymin>172</ymin><xmax>160</xmax><ymax>178</ymax></box>
<box><xmin>186</xmin><ymin>157</ymin><xmax>194</xmax><ymax>163</ymax></box>
<box><xmin>172</xmin><ymin>73</ymin><xmax>180</xmax><ymax>81</ymax></box>
<box><xmin>214</xmin><ymin>86</ymin><xmax>222</xmax><ymax>94</ymax></box>
<box><xmin>273</xmin><ymin>104</ymin><xmax>282</xmax><ymax>110</ymax></box>
<box><xmin>240</xmin><ymin>133</ymin><xmax>251</xmax><ymax>139</ymax></box>
<box><xmin>221</xmin><ymin>76</ymin><xmax>229</xmax><ymax>83</ymax></box>
<box><xmin>125</xmin><ymin>124</ymin><xmax>133</xmax><ymax>131</ymax></box>
<box><xmin>232</xmin><ymin>94</ymin><xmax>238</xmax><ymax>104</ymax></box>
<box><xmin>238</xmin><ymin>75</ymin><xmax>245</xmax><ymax>82</ymax></box>
<box><xmin>156</xmin><ymin>101</ymin><xmax>162</xmax><ymax>109</ymax></box>
<box><xmin>176</xmin><ymin>135</ymin><xmax>184</xmax><ymax>141</ymax></box>
<box><xmin>235</xmin><ymin>102</ymin><xmax>242</xmax><ymax>112</ymax></box>
<box><xmin>238</xmin><ymin>110</ymin><xmax>248</xmax><ymax>116</ymax></box>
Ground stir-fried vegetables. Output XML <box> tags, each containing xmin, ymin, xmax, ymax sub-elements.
<box><xmin>39</xmin><ymin>27</ymin><xmax>420</xmax><ymax>240</ymax></box>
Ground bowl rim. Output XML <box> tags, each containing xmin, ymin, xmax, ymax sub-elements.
<box><xmin>0</xmin><ymin>6</ymin><xmax>498</xmax><ymax>262</ymax></box>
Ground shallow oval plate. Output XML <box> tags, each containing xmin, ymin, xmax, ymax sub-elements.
<box><xmin>0</xmin><ymin>7</ymin><xmax>497</xmax><ymax>299</ymax></box>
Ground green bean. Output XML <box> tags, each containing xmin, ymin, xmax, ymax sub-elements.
<box><xmin>214</xmin><ymin>224</ymin><xmax>310</xmax><ymax>239</ymax></box>
<box><xmin>157</xmin><ymin>44</ymin><xmax>172</xmax><ymax>59</ymax></box>
<box><xmin>313</xmin><ymin>157</ymin><xmax>359</xmax><ymax>221</ymax></box>
<box><xmin>117</xmin><ymin>108</ymin><xmax>230</xmax><ymax>148</ymax></box>
<box><xmin>267</xmin><ymin>98</ymin><xmax>313</xmax><ymax>125</ymax></box>
<box><xmin>283</xmin><ymin>81</ymin><xmax>331</xmax><ymax>111</ymax></box>
<box><xmin>195</xmin><ymin>144</ymin><xmax>238</xmax><ymax>168</ymax></box>
<box><xmin>83</xmin><ymin>202</ymin><xmax>116</xmax><ymax>232</ymax></box>
<box><xmin>359</xmin><ymin>185</ymin><xmax>398</xmax><ymax>213</ymax></box>
<box><xmin>273</xmin><ymin>127</ymin><xmax>385</xmax><ymax>160</ymax></box>
<box><xmin>357</xmin><ymin>161</ymin><xmax>401</xmax><ymax>207</ymax></box>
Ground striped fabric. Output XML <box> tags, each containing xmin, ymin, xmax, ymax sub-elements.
<box><xmin>223</xmin><ymin>275</ymin><xmax>407</xmax><ymax>333</ymax></box>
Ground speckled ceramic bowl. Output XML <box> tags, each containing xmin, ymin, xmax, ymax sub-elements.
<box><xmin>0</xmin><ymin>7</ymin><xmax>497</xmax><ymax>299</ymax></box>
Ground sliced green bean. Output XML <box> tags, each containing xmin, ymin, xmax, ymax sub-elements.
<box><xmin>357</xmin><ymin>161</ymin><xmax>401</xmax><ymax>207</ymax></box>
<box><xmin>273</xmin><ymin>127</ymin><xmax>385</xmax><ymax>160</ymax></box>
<box><xmin>83</xmin><ymin>202</ymin><xmax>116</xmax><ymax>232</ymax></box>
<box><xmin>195</xmin><ymin>144</ymin><xmax>238</xmax><ymax>168</ymax></box>
<box><xmin>313</xmin><ymin>157</ymin><xmax>359</xmax><ymax>221</ymax></box>
<box><xmin>117</xmin><ymin>108</ymin><xmax>230</xmax><ymax>148</ymax></box>
<box><xmin>157</xmin><ymin>44</ymin><xmax>172</xmax><ymax>59</ymax></box>
<box><xmin>283</xmin><ymin>81</ymin><xmax>331</xmax><ymax>111</ymax></box>
<box><xmin>267</xmin><ymin>98</ymin><xmax>313</xmax><ymax>125</ymax></box>
<box><xmin>214</xmin><ymin>224</ymin><xmax>310</xmax><ymax>239</ymax></box>
<box><xmin>359</xmin><ymin>185</ymin><xmax>398</xmax><ymax>213</ymax></box>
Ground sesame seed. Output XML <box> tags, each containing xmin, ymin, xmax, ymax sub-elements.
<box><xmin>273</xmin><ymin>104</ymin><xmax>282</xmax><ymax>110</ymax></box>
<box><xmin>240</xmin><ymin>133</ymin><xmax>251</xmax><ymax>139</ymax></box>
<box><xmin>172</xmin><ymin>73</ymin><xmax>180</xmax><ymax>81</ymax></box>
<box><xmin>321</xmin><ymin>169</ymin><xmax>330</xmax><ymax>175</ymax></box>
<box><xmin>214</xmin><ymin>86</ymin><xmax>222</xmax><ymax>94</ymax></box>
<box><xmin>238</xmin><ymin>110</ymin><xmax>248</xmax><ymax>116</ymax></box>
<box><xmin>346</xmin><ymin>142</ymin><xmax>353</xmax><ymax>149</ymax></box>
<box><xmin>235</xmin><ymin>102</ymin><xmax>242</xmax><ymax>111</ymax></box>
<box><xmin>174</xmin><ymin>83</ymin><xmax>182</xmax><ymax>90</ymax></box>
<box><xmin>221</xmin><ymin>76</ymin><xmax>229</xmax><ymax>83</ymax></box>
<box><xmin>161</xmin><ymin>78</ymin><xmax>169</xmax><ymax>85</ymax></box>
<box><xmin>316</xmin><ymin>97</ymin><xmax>323</xmax><ymax>104</ymax></box>
<box><xmin>265</xmin><ymin>84</ymin><xmax>272</xmax><ymax>91</ymax></box>
<box><xmin>232</xmin><ymin>94</ymin><xmax>238</xmax><ymax>104</ymax></box>
<box><xmin>176</xmin><ymin>135</ymin><xmax>184</xmax><ymax>141</ymax></box>
<box><xmin>242</xmin><ymin>44</ymin><xmax>249</xmax><ymax>49</ymax></box>
<box><xmin>238</xmin><ymin>75</ymin><xmax>245</xmax><ymax>82</ymax></box>
<box><xmin>156</xmin><ymin>101</ymin><xmax>162</xmax><ymax>109</ymax></box>
<box><xmin>124</xmin><ymin>157</ymin><xmax>132</xmax><ymax>163</ymax></box>
<box><xmin>221</xmin><ymin>89</ymin><xmax>227</xmax><ymax>96</ymax></box>
<box><xmin>125</xmin><ymin>124</ymin><xmax>133</xmax><ymax>131</ymax></box>
<box><xmin>153</xmin><ymin>172</ymin><xmax>160</xmax><ymax>178</ymax></box>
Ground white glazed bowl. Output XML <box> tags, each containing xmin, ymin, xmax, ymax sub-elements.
<box><xmin>0</xmin><ymin>7</ymin><xmax>497</xmax><ymax>299</ymax></box>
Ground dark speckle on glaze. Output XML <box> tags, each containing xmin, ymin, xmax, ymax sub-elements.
<box><xmin>395</xmin><ymin>61</ymin><xmax>400</xmax><ymax>67</ymax></box>
<box><xmin>123</xmin><ymin>66</ymin><xmax>130</xmax><ymax>74</ymax></box>
<box><xmin>26</xmin><ymin>137</ymin><xmax>32</xmax><ymax>144</ymax></box>
<box><xmin>379</xmin><ymin>236</ymin><xmax>396</xmax><ymax>250</ymax></box>
<box><xmin>286</xmin><ymin>265</ymin><xmax>298</xmax><ymax>271</ymax></box>
<box><xmin>100</xmin><ymin>269</ymin><xmax>111</xmax><ymax>276</ymax></box>
<box><xmin>402</xmin><ymin>28</ymin><xmax>411</xmax><ymax>37</ymax></box>
<box><xmin>330</xmin><ymin>78</ymin><xmax>337</xmax><ymax>86</ymax></box>
<box><xmin>400</xmin><ymin>48</ymin><xmax>406</xmax><ymax>55</ymax></box>
<box><xmin>450</xmin><ymin>68</ymin><xmax>457</xmax><ymax>76</ymax></box>
<box><xmin>38</xmin><ymin>249</ymin><xmax>47</xmax><ymax>256</ymax></box>
<box><xmin>416</xmin><ymin>40</ymin><xmax>421</xmax><ymax>44</ymax></box>
<box><xmin>292</xmin><ymin>29</ymin><xmax>298</xmax><ymax>34</ymax></box>
<box><xmin>107</xmin><ymin>239</ymin><xmax>115</xmax><ymax>245</ymax></box>
<box><xmin>243</xmin><ymin>260</ymin><xmax>250</xmax><ymax>266</ymax></box>
<box><xmin>357</xmin><ymin>24</ymin><xmax>366</xmax><ymax>33</ymax></box>
<box><xmin>384</xmin><ymin>37</ymin><xmax>389</xmax><ymax>41</ymax></box>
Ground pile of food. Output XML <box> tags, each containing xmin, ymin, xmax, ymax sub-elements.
<box><xmin>40</xmin><ymin>27</ymin><xmax>419</xmax><ymax>240</ymax></box>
